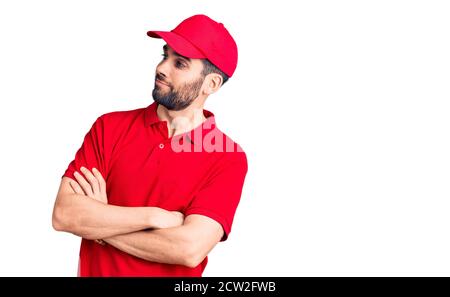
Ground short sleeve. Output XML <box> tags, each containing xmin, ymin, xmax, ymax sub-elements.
<box><xmin>62</xmin><ymin>115</ymin><xmax>107</xmax><ymax>181</ymax></box>
<box><xmin>184</xmin><ymin>152</ymin><xmax>248</xmax><ymax>241</ymax></box>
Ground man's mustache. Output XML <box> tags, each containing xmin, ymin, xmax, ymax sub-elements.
<box><xmin>155</xmin><ymin>74</ymin><xmax>171</xmax><ymax>87</ymax></box>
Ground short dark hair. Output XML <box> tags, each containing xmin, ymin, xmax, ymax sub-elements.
<box><xmin>201</xmin><ymin>59</ymin><xmax>229</xmax><ymax>86</ymax></box>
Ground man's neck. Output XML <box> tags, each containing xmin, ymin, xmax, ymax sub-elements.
<box><xmin>157</xmin><ymin>103</ymin><xmax>207</xmax><ymax>138</ymax></box>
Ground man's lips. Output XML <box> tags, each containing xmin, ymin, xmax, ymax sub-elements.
<box><xmin>155</xmin><ymin>79</ymin><xmax>170</xmax><ymax>87</ymax></box>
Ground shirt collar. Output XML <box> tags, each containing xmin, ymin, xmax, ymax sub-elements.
<box><xmin>144</xmin><ymin>101</ymin><xmax>217</xmax><ymax>144</ymax></box>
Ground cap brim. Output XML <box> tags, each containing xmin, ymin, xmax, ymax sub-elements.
<box><xmin>147</xmin><ymin>31</ymin><xmax>206</xmax><ymax>59</ymax></box>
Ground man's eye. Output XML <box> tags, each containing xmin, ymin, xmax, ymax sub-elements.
<box><xmin>176</xmin><ymin>61</ymin><xmax>186</xmax><ymax>69</ymax></box>
<box><xmin>161</xmin><ymin>54</ymin><xmax>168</xmax><ymax>60</ymax></box>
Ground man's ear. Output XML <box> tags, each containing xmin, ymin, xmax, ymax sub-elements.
<box><xmin>205</xmin><ymin>73</ymin><xmax>223</xmax><ymax>95</ymax></box>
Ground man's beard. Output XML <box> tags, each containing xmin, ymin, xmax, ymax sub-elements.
<box><xmin>152</xmin><ymin>76</ymin><xmax>204</xmax><ymax>111</ymax></box>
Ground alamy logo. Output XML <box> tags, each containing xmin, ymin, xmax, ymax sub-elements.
<box><xmin>168</xmin><ymin>108</ymin><xmax>243</xmax><ymax>153</ymax></box>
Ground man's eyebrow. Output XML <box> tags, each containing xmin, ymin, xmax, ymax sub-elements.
<box><xmin>162</xmin><ymin>45</ymin><xmax>191</xmax><ymax>63</ymax></box>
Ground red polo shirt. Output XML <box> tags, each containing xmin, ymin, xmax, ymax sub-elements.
<box><xmin>61</xmin><ymin>102</ymin><xmax>248</xmax><ymax>276</ymax></box>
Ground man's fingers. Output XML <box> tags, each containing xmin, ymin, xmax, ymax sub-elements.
<box><xmin>95</xmin><ymin>239</ymin><xmax>106</xmax><ymax>246</ymax></box>
<box><xmin>74</xmin><ymin>171</ymin><xmax>94</xmax><ymax>197</ymax></box>
<box><xmin>80</xmin><ymin>167</ymin><xmax>100</xmax><ymax>194</ymax></box>
<box><xmin>92</xmin><ymin>168</ymin><xmax>106</xmax><ymax>194</ymax></box>
<box><xmin>69</xmin><ymin>180</ymin><xmax>85</xmax><ymax>195</ymax></box>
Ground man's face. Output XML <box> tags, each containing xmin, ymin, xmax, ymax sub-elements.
<box><xmin>152</xmin><ymin>44</ymin><xmax>205</xmax><ymax>111</ymax></box>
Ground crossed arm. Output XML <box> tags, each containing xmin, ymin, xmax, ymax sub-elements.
<box><xmin>52</xmin><ymin>167</ymin><xmax>223</xmax><ymax>267</ymax></box>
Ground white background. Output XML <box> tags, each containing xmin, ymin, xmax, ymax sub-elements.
<box><xmin>0</xmin><ymin>0</ymin><xmax>449</xmax><ymax>276</ymax></box>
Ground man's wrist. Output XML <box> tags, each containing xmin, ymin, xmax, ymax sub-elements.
<box><xmin>147</xmin><ymin>207</ymin><xmax>173</xmax><ymax>229</ymax></box>
<box><xmin>147</xmin><ymin>207</ymin><xmax>162</xmax><ymax>229</ymax></box>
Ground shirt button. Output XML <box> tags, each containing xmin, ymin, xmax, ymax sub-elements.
<box><xmin>159</xmin><ymin>143</ymin><xmax>164</xmax><ymax>149</ymax></box>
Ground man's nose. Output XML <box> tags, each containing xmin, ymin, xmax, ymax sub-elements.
<box><xmin>156</xmin><ymin>59</ymin><xmax>170</xmax><ymax>78</ymax></box>
<box><xmin>156</xmin><ymin>70</ymin><xmax>167</xmax><ymax>82</ymax></box>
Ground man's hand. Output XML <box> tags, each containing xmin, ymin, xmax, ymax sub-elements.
<box><xmin>71</xmin><ymin>167</ymin><xmax>108</xmax><ymax>204</ymax></box>
<box><xmin>69</xmin><ymin>167</ymin><xmax>184</xmax><ymax>228</ymax></box>
<box><xmin>155</xmin><ymin>211</ymin><xmax>185</xmax><ymax>229</ymax></box>
<box><xmin>67</xmin><ymin>167</ymin><xmax>184</xmax><ymax>246</ymax></box>
<box><xmin>70</xmin><ymin>167</ymin><xmax>108</xmax><ymax>245</ymax></box>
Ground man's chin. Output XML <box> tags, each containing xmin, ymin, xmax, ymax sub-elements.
<box><xmin>154</xmin><ymin>101</ymin><xmax>176</xmax><ymax>111</ymax></box>
<box><xmin>153</xmin><ymin>86</ymin><xmax>167</xmax><ymax>94</ymax></box>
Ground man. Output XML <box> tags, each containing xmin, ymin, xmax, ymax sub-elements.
<box><xmin>52</xmin><ymin>14</ymin><xmax>248</xmax><ymax>276</ymax></box>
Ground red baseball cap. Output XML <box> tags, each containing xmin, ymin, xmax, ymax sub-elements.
<box><xmin>147</xmin><ymin>14</ymin><xmax>238</xmax><ymax>78</ymax></box>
